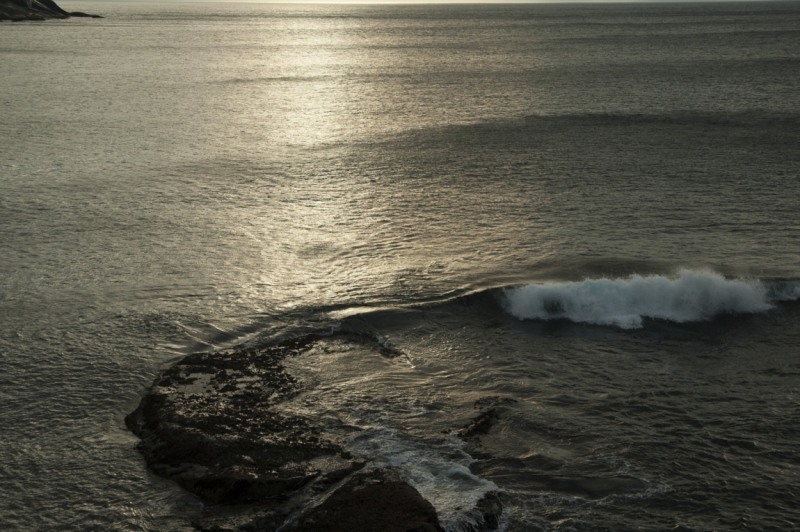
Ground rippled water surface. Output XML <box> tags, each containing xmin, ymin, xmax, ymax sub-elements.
<box><xmin>2</xmin><ymin>2</ymin><xmax>800</xmax><ymax>531</ymax></box>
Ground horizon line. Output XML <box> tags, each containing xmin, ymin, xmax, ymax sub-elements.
<box><xmin>63</xmin><ymin>0</ymin><xmax>796</xmax><ymax>4</ymax></box>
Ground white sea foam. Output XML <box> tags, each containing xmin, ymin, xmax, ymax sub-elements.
<box><xmin>503</xmin><ymin>270</ymin><xmax>797</xmax><ymax>329</ymax></box>
<box><xmin>345</xmin><ymin>428</ymin><xmax>500</xmax><ymax>531</ymax></box>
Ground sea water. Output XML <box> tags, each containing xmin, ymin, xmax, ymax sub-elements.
<box><xmin>1</xmin><ymin>2</ymin><xmax>799</xmax><ymax>530</ymax></box>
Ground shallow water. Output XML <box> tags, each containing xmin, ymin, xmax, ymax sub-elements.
<box><xmin>1</xmin><ymin>2</ymin><xmax>800</xmax><ymax>530</ymax></box>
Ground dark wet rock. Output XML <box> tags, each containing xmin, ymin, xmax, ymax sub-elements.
<box><xmin>287</xmin><ymin>468</ymin><xmax>444</xmax><ymax>532</ymax></box>
<box><xmin>125</xmin><ymin>335</ymin><xmax>357</xmax><ymax>505</ymax></box>
<box><xmin>455</xmin><ymin>397</ymin><xmax>520</xmax><ymax>454</ymax></box>
<box><xmin>454</xmin><ymin>490</ymin><xmax>504</xmax><ymax>531</ymax></box>
<box><xmin>458</xmin><ymin>409</ymin><xmax>499</xmax><ymax>438</ymax></box>
<box><xmin>475</xmin><ymin>491</ymin><xmax>503</xmax><ymax>530</ymax></box>
<box><xmin>452</xmin><ymin>400</ymin><xmax>519</xmax><ymax>529</ymax></box>
<box><xmin>127</xmin><ymin>332</ymin><xmax>442</xmax><ymax>531</ymax></box>
<box><xmin>0</xmin><ymin>0</ymin><xmax>100</xmax><ymax>21</ymax></box>
<box><xmin>192</xmin><ymin>467</ymin><xmax>443</xmax><ymax>532</ymax></box>
<box><xmin>459</xmin><ymin>397</ymin><xmax>518</xmax><ymax>438</ymax></box>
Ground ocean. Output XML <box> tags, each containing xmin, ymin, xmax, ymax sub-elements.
<box><xmin>1</xmin><ymin>1</ymin><xmax>799</xmax><ymax>530</ymax></box>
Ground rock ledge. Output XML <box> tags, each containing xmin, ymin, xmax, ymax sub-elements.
<box><xmin>126</xmin><ymin>333</ymin><xmax>445</xmax><ymax>531</ymax></box>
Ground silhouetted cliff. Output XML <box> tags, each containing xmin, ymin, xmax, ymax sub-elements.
<box><xmin>0</xmin><ymin>0</ymin><xmax>101</xmax><ymax>21</ymax></box>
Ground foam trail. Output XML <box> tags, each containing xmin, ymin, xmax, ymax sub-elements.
<box><xmin>503</xmin><ymin>270</ymin><xmax>796</xmax><ymax>329</ymax></box>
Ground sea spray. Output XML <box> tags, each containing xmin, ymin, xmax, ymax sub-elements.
<box><xmin>503</xmin><ymin>270</ymin><xmax>781</xmax><ymax>329</ymax></box>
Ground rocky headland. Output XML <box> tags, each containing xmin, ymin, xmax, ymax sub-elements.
<box><xmin>126</xmin><ymin>331</ymin><xmax>503</xmax><ymax>531</ymax></box>
<box><xmin>0</xmin><ymin>0</ymin><xmax>101</xmax><ymax>21</ymax></box>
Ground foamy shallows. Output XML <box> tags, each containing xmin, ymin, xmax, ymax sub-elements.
<box><xmin>503</xmin><ymin>270</ymin><xmax>799</xmax><ymax>329</ymax></box>
<box><xmin>345</xmin><ymin>428</ymin><xmax>499</xmax><ymax>530</ymax></box>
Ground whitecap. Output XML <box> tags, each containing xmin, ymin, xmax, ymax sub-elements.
<box><xmin>502</xmin><ymin>270</ymin><xmax>794</xmax><ymax>329</ymax></box>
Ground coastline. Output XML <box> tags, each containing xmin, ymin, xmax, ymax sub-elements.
<box><xmin>0</xmin><ymin>0</ymin><xmax>100</xmax><ymax>21</ymax></box>
<box><xmin>125</xmin><ymin>331</ymin><xmax>502</xmax><ymax>531</ymax></box>
<box><xmin>4</xmin><ymin>2</ymin><xmax>800</xmax><ymax>529</ymax></box>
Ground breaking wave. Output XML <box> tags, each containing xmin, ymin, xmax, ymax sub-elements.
<box><xmin>503</xmin><ymin>270</ymin><xmax>799</xmax><ymax>329</ymax></box>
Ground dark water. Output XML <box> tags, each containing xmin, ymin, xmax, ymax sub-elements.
<box><xmin>1</xmin><ymin>2</ymin><xmax>799</xmax><ymax>530</ymax></box>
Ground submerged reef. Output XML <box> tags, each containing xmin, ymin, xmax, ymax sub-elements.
<box><xmin>0</xmin><ymin>0</ymin><xmax>101</xmax><ymax>21</ymax></box>
<box><xmin>126</xmin><ymin>333</ymin><xmax>456</xmax><ymax>531</ymax></box>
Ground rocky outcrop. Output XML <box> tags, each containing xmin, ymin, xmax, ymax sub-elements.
<box><xmin>451</xmin><ymin>398</ymin><xmax>515</xmax><ymax>531</ymax></box>
<box><xmin>0</xmin><ymin>0</ymin><xmax>101</xmax><ymax>21</ymax></box>
<box><xmin>126</xmin><ymin>333</ymin><xmax>445</xmax><ymax>532</ymax></box>
<box><xmin>288</xmin><ymin>468</ymin><xmax>443</xmax><ymax>532</ymax></box>
<box><xmin>125</xmin><ymin>335</ymin><xmax>357</xmax><ymax>506</ymax></box>
<box><xmin>456</xmin><ymin>397</ymin><xmax>518</xmax><ymax>460</ymax></box>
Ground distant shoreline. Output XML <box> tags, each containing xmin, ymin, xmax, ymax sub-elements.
<box><xmin>0</xmin><ymin>0</ymin><xmax>101</xmax><ymax>21</ymax></box>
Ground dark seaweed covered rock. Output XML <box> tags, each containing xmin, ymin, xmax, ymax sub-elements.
<box><xmin>127</xmin><ymin>332</ymin><xmax>444</xmax><ymax>531</ymax></box>
<box><xmin>125</xmin><ymin>335</ymin><xmax>357</xmax><ymax>505</ymax></box>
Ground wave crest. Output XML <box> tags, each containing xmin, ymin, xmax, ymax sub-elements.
<box><xmin>503</xmin><ymin>270</ymin><xmax>796</xmax><ymax>329</ymax></box>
